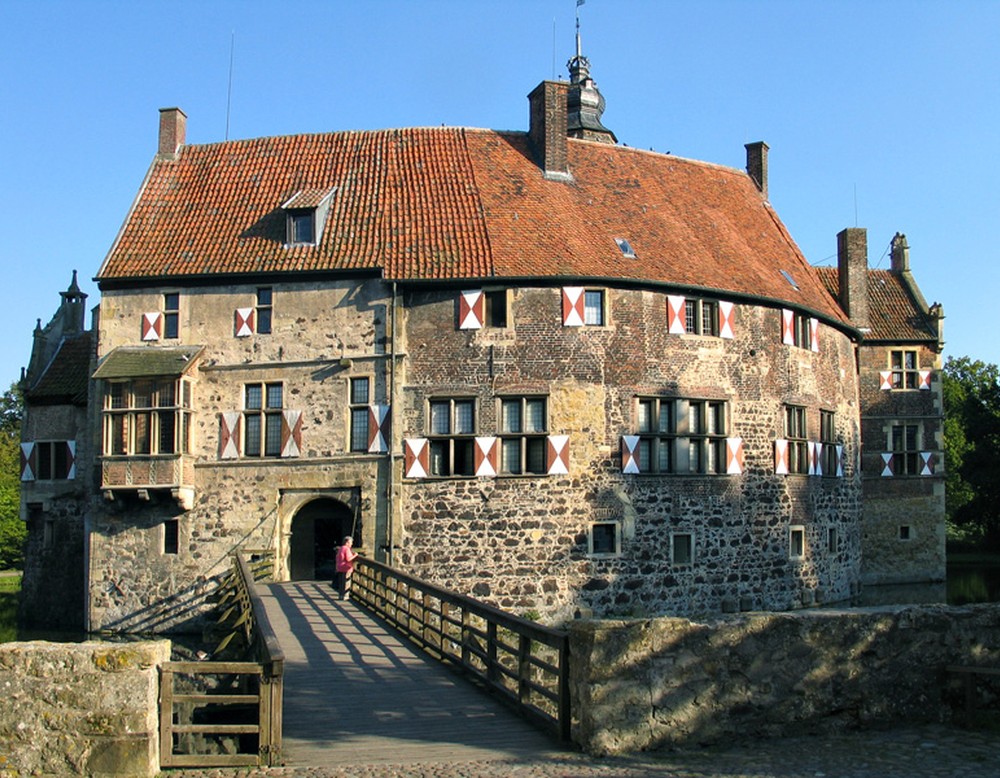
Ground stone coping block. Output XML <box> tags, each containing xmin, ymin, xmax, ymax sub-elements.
<box><xmin>0</xmin><ymin>639</ymin><xmax>170</xmax><ymax>777</ymax></box>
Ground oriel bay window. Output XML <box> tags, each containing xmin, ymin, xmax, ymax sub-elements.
<box><xmin>103</xmin><ymin>378</ymin><xmax>191</xmax><ymax>456</ymax></box>
<box><xmin>500</xmin><ymin>396</ymin><xmax>547</xmax><ymax>474</ymax></box>
<box><xmin>429</xmin><ymin>398</ymin><xmax>476</xmax><ymax>476</ymax></box>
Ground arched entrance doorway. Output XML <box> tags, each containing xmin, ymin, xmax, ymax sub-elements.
<box><xmin>289</xmin><ymin>498</ymin><xmax>355</xmax><ymax>581</ymax></box>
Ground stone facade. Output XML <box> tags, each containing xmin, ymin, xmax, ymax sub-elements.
<box><xmin>569</xmin><ymin>604</ymin><xmax>1000</xmax><ymax>754</ymax></box>
<box><xmin>0</xmin><ymin>640</ymin><xmax>169</xmax><ymax>776</ymax></box>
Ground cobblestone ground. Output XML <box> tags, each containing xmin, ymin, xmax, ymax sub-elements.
<box><xmin>165</xmin><ymin>724</ymin><xmax>1000</xmax><ymax>778</ymax></box>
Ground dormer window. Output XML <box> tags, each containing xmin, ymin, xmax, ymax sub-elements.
<box><xmin>282</xmin><ymin>187</ymin><xmax>336</xmax><ymax>247</ymax></box>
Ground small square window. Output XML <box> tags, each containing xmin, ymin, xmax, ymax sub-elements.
<box><xmin>899</xmin><ymin>525</ymin><xmax>912</xmax><ymax>541</ymax></box>
<box><xmin>671</xmin><ymin>533</ymin><xmax>693</xmax><ymax>565</ymax></box>
<box><xmin>828</xmin><ymin>527</ymin><xmax>839</xmax><ymax>553</ymax></box>
<box><xmin>289</xmin><ymin>211</ymin><xmax>314</xmax><ymax>244</ymax></box>
<box><xmin>163</xmin><ymin>519</ymin><xmax>179</xmax><ymax>555</ymax></box>
<box><xmin>790</xmin><ymin>526</ymin><xmax>806</xmax><ymax>559</ymax></box>
<box><xmin>590</xmin><ymin>522</ymin><xmax>620</xmax><ymax>556</ymax></box>
<box><xmin>485</xmin><ymin>290</ymin><xmax>508</xmax><ymax>327</ymax></box>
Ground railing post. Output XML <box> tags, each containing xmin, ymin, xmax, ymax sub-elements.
<box><xmin>558</xmin><ymin>636</ymin><xmax>571</xmax><ymax>742</ymax></box>
<box><xmin>159</xmin><ymin>665</ymin><xmax>174</xmax><ymax>767</ymax></box>
<box><xmin>487</xmin><ymin>622</ymin><xmax>499</xmax><ymax>683</ymax></box>
<box><xmin>517</xmin><ymin>634</ymin><xmax>531</xmax><ymax>706</ymax></box>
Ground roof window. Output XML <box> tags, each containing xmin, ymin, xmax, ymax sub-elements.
<box><xmin>282</xmin><ymin>187</ymin><xmax>336</xmax><ymax>247</ymax></box>
<box><xmin>614</xmin><ymin>238</ymin><xmax>636</xmax><ymax>258</ymax></box>
<box><xmin>780</xmin><ymin>269</ymin><xmax>800</xmax><ymax>291</ymax></box>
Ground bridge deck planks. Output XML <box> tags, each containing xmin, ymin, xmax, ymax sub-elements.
<box><xmin>260</xmin><ymin>581</ymin><xmax>565</xmax><ymax>766</ymax></box>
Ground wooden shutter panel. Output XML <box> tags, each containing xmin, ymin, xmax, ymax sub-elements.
<box><xmin>810</xmin><ymin>318</ymin><xmax>820</xmax><ymax>352</ymax></box>
<box><xmin>562</xmin><ymin>287</ymin><xmax>585</xmax><ymax>327</ymax></box>
<box><xmin>879</xmin><ymin>371</ymin><xmax>893</xmax><ymax>391</ymax></box>
<box><xmin>367</xmin><ymin>405</ymin><xmax>390</xmax><ymax>453</ymax></box>
<box><xmin>920</xmin><ymin>452</ymin><xmax>936</xmax><ymax>476</ymax></box>
<box><xmin>718</xmin><ymin>301</ymin><xmax>736</xmax><ymax>339</ymax></box>
<box><xmin>725</xmin><ymin>437</ymin><xmax>743</xmax><ymax>474</ymax></box>
<box><xmin>404</xmin><ymin>438</ymin><xmax>429</xmax><ymax>479</ymax></box>
<box><xmin>546</xmin><ymin>435</ymin><xmax>570</xmax><ymax>475</ymax></box>
<box><xmin>20</xmin><ymin>442</ymin><xmax>35</xmax><ymax>482</ymax></box>
<box><xmin>621</xmin><ymin>435</ymin><xmax>640</xmax><ymax>474</ymax></box>
<box><xmin>919</xmin><ymin>370</ymin><xmax>932</xmax><ymax>390</ymax></box>
<box><xmin>142</xmin><ymin>312</ymin><xmax>162</xmax><ymax>341</ymax></box>
<box><xmin>881</xmin><ymin>453</ymin><xmax>894</xmax><ymax>477</ymax></box>
<box><xmin>459</xmin><ymin>290</ymin><xmax>485</xmax><ymax>330</ymax></box>
<box><xmin>220</xmin><ymin>412</ymin><xmax>242</xmax><ymax>459</ymax></box>
<box><xmin>65</xmin><ymin>441</ymin><xmax>76</xmax><ymax>480</ymax></box>
<box><xmin>836</xmin><ymin>444</ymin><xmax>844</xmax><ymax>477</ymax></box>
<box><xmin>808</xmin><ymin>441</ymin><xmax>822</xmax><ymax>476</ymax></box>
<box><xmin>774</xmin><ymin>439</ymin><xmax>789</xmax><ymax>475</ymax></box>
<box><xmin>281</xmin><ymin>410</ymin><xmax>303</xmax><ymax>458</ymax></box>
<box><xmin>235</xmin><ymin>308</ymin><xmax>255</xmax><ymax>337</ymax></box>
<box><xmin>666</xmin><ymin>295</ymin><xmax>686</xmax><ymax>334</ymax></box>
<box><xmin>474</xmin><ymin>437</ymin><xmax>498</xmax><ymax>477</ymax></box>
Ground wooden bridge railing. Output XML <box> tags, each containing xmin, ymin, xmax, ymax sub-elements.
<box><xmin>159</xmin><ymin>550</ymin><xmax>285</xmax><ymax>768</ymax></box>
<box><xmin>351</xmin><ymin>558</ymin><xmax>571</xmax><ymax>741</ymax></box>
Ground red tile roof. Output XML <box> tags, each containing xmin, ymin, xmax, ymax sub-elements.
<box><xmin>25</xmin><ymin>332</ymin><xmax>93</xmax><ymax>405</ymax></box>
<box><xmin>814</xmin><ymin>266</ymin><xmax>937</xmax><ymax>341</ymax></box>
<box><xmin>99</xmin><ymin>127</ymin><xmax>847</xmax><ymax>324</ymax></box>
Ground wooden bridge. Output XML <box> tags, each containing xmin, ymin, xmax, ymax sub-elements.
<box><xmin>259</xmin><ymin>580</ymin><xmax>563</xmax><ymax>766</ymax></box>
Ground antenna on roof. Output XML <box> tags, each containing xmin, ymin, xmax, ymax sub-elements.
<box><xmin>576</xmin><ymin>0</ymin><xmax>585</xmax><ymax>59</ymax></box>
<box><xmin>225</xmin><ymin>31</ymin><xmax>235</xmax><ymax>141</ymax></box>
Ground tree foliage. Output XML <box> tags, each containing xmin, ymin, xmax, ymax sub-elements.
<box><xmin>943</xmin><ymin>356</ymin><xmax>1000</xmax><ymax>547</ymax></box>
<box><xmin>0</xmin><ymin>382</ymin><xmax>25</xmax><ymax>569</ymax></box>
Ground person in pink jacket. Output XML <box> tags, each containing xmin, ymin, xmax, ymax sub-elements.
<box><xmin>335</xmin><ymin>536</ymin><xmax>359</xmax><ymax>600</ymax></box>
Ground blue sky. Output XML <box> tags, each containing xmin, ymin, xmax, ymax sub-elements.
<box><xmin>2</xmin><ymin>0</ymin><xmax>998</xmax><ymax>386</ymax></box>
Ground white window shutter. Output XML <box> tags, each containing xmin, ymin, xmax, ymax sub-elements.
<box><xmin>774</xmin><ymin>439</ymin><xmax>789</xmax><ymax>475</ymax></box>
<box><xmin>808</xmin><ymin>441</ymin><xmax>822</xmax><ymax>476</ymax></box>
<box><xmin>667</xmin><ymin>295</ymin><xmax>686</xmax><ymax>334</ymax></box>
<box><xmin>562</xmin><ymin>287</ymin><xmax>585</xmax><ymax>327</ymax></box>
<box><xmin>781</xmin><ymin>310</ymin><xmax>795</xmax><ymax>346</ymax></box>
<box><xmin>546</xmin><ymin>435</ymin><xmax>570</xmax><ymax>475</ymax></box>
<box><xmin>235</xmin><ymin>308</ymin><xmax>255</xmax><ymax>337</ymax></box>
<box><xmin>220</xmin><ymin>412</ymin><xmax>242</xmax><ymax>459</ymax></box>
<box><xmin>920</xmin><ymin>452</ymin><xmax>935</xmax><ymax>476</ymax></box>
<box><xmin>474</xmin><ymin>437</ymin><xmax>498</xmax><ymax>477</ymax></box>
<box><xmin>142</xmin><ymin>312</ymin><xmax>162</xmax><ymax>341</ymax></box>
<box><xmin>281</xmin><ymin>410</ymin><xmax>303</xmax><ymax>458</ymax></box>
<box><xmin>718</xmin><ymin>301</ymin><xmax>735</xmax><ymax>339</ymax></box>
<box><xmin>810</xmin><ymin>318</ymin><xmax>820</xmax><ymax>352</ymax></box>
<box><xmin>404</xmin><ymin>438</ymin><xmax>429</xmax><ymax>478</ymax></box>
<box><xmin>621</xmin><ymin>435</ymin><xmax>640</xmax><ymax>474</ymax></box>
<box><xmin>881</xmin><ymin>453</ymin><xmax>894</xmax><ymax>477</ymax></box>
<box><xmin>459</xmin><ymin>290</ymin><xmax>485</xmax><ymax>330</ymax></box>
<box><xmin>836</xmin><ymin>444</ymin><xmax>844</xmax><ymax>477</ymax></box>
<box><xmin>879</xmin><ymin>371</ymin><xmax>893</xmax><ymax>391</ymax></box>
<box><xmin>725</xmin><ymin>437</ymin><xmax>743</xmax><ymax>474</ymax></box>
<box><xmin>919</xmin><ymin>370</ymin><xmax>932</xmax><ymax>390</ymax></box>
<box><xmin>367</xmin><ymin>405</ymin><xmax>390</xmax><ymax>453</ymax></box>
<box><xmin>65</xmin><ymin>441</ymin><xmax>76</xmax><ymax>480</ymax></box>
<box><xmin>20</xmin><ymin>442</ymin><xmax>35</xmax><ymax>481</ymax></box>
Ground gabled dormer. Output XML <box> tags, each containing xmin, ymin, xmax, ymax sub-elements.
<box><xmin>282</xmin><ymin>187</ymin><xmax>336</xmax><ymax>246</ymax></box>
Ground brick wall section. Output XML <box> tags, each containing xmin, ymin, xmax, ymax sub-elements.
<box><xmin>398</xmin><ymin>285</ymin><xmax>862</xmax><ymax>621</ymax></box>
<box><xmin>569</xmin><ymin>604</ymin><xmax>1000</xmax><ymax>754</ymax></box>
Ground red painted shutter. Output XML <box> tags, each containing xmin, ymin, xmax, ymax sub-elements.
<box><xmin>281</xmin><ymin>410</ymin><xmax>303</xmax><ymax>458</ymax></box>
<box><xmin>836</xmin><ymin>444</ymin><xmax>844</xmax><ymax>477</ymax></box>
<box><xmin>718</xmin><ymin>301</ymin><xmax>735</xmax><ymax>339</ymax></box>
<box><xmin>621</xmin><ymin>435</ymin><xmax>640</xmax><ymax>474</ymax></box>
<box><xmin>220</xmin><ymin>412</ymin><xmax>242</xmax><ymax>459</ymax></box>
<box><xmin>404</xmin><ymin>438</ymin><xmax>429</xmax><ymax>478</ymax></box>
<box><xmin>725</xmin><ymin>437</ymin><xmax>743</xmax><ymax>474</ymax></box>
<box><xmin>781</xmin><ymin>310</ymin><xmax>795</xmax><ymax>346</ymax></box>
<box><xmin>562</xmin><ymin>287</ymin><xmax>585</xmax><ymax>327</ymax></box>
<box><xmin>20</xmin><ymin>442</ymin><xmax>35</xmax><ymax>482</ymax></box>
<box><xmin>879</xmin><ymin>371</ymin><xmax>893</xmax><ymax>391</ymax></box>
<box><xmin>367</xmin><ymin>405</ymin><xmax>390</xmax><ymax>453</ymax></box>
<box><xmin>810</xmin><ymin>318</ymin><xmax>820</xmax><ymax>352</ymax></box>
<box><xmin>235</xmin><ymin>308</ymin><xmax>255</xmax><ymax>337</ymax></box>
<box><xmin>65</xmin><ymin>441</ymin><xmax>76</xmax><ymax>480</ymax></box>
<box><xmin>142</xmin><ymin>312</ymin><xmax>162</xmax><ymax>341</ymax></box>
<box><xmin>919</xmin><ymin>370</ymin><xmax>932</xmax><ymax>390</ymax></box>
<box><xmin>546</xmin><ymin>435</ymin><xmax>570</xmax><ymax>475</ymax></box>
<box><xmin>666</xmin><ymin>295</ymin><xmax>686</xmax><ymax>334</ymax></box>
<box><xmin>881</xmin><ymin>453</ymin><xmax>894</xmax><ymax>477</ymax></box>
<box><xmin>474</xmin><ymin>437</ymin><xmax>498</xmax><ymax>477</ymax></box>
<box><xmin>774</xmin><ymin>439</ymin><xmax>789</xmax><ymax>474</ymax></box>
<box><xmin>459</xmin><ymin>290</ymin><xmax>485</xmax><ymax>330</ymax></box>
<box><xmin>920</xmin><ymin>452</ymin><xmax>935</xmax><ymax>476</ymax></box>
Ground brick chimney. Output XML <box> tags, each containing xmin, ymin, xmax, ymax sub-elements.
<box><xmin>745</xmin><ymin>141</ymin><xmax>769</xmax><ymax>199</ymax></box>
<box><xmin>158</xmin><ymin>107</ymin><xmax>187</xmax><ymax>158</ymax></box>
<box><xmin>837</xmin><ymin>227</ymin><xmax>870</xmax><ymax>329</ymax></box>
<box><xmin>528</xmin><ymin>81</ymin><xmax>571</xmax><ymax>181</ymax></box>
<box><xmin>890</xmin><ymin>232</ymin><xmax>910</xmax><ymax>273</ymax></box>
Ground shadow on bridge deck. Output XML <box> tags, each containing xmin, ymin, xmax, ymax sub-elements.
<box><xmin>260</xmin><ymin>581</ymin><xmax>567</xmax><ymax>767</ymax></box>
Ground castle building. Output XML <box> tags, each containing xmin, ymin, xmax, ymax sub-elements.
<box><xmin>19</xmin><ymin>54</ymin><xmax>944</xmax><ymax>632</ymax></box>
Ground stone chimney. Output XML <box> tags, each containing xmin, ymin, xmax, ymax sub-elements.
<box><xmin>528</xmin><ymin>81</ymin><xmax>571</xmax><ymax>181</ymax></box>
<box><xmin>745</xmin><ymin>142</ymin><xmax>769</xmax><ymax>199</ymax></box>
<box><xmin>890</xmin><ymin>232</ymin><xmax>910</xmax><ymax>273</ymax></box>
<box><xmin>158</xmin><ymin>107</ymin><xmax>187</xmax><ymax>158</ymax></box>
<box><xmin>837</xmin><ymin>227</ymin><xmax>870</xmax><ymax>329</ymax></box>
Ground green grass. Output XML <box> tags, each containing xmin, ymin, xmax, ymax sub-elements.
<box><xmin>0</xmin><ymin>573</ymin><xmax>19</xmax><ymax>643</ymax></box>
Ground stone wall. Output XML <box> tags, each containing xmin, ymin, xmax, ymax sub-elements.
<box><xmin>569</xmin><ymin>603</ymin><xmax>1000</xmax><ymax>755</ymax></box>
<box><xmin>0</xmin><ymin>640</ymin><xmax>169</xmax><ymax>777</ymax></box>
